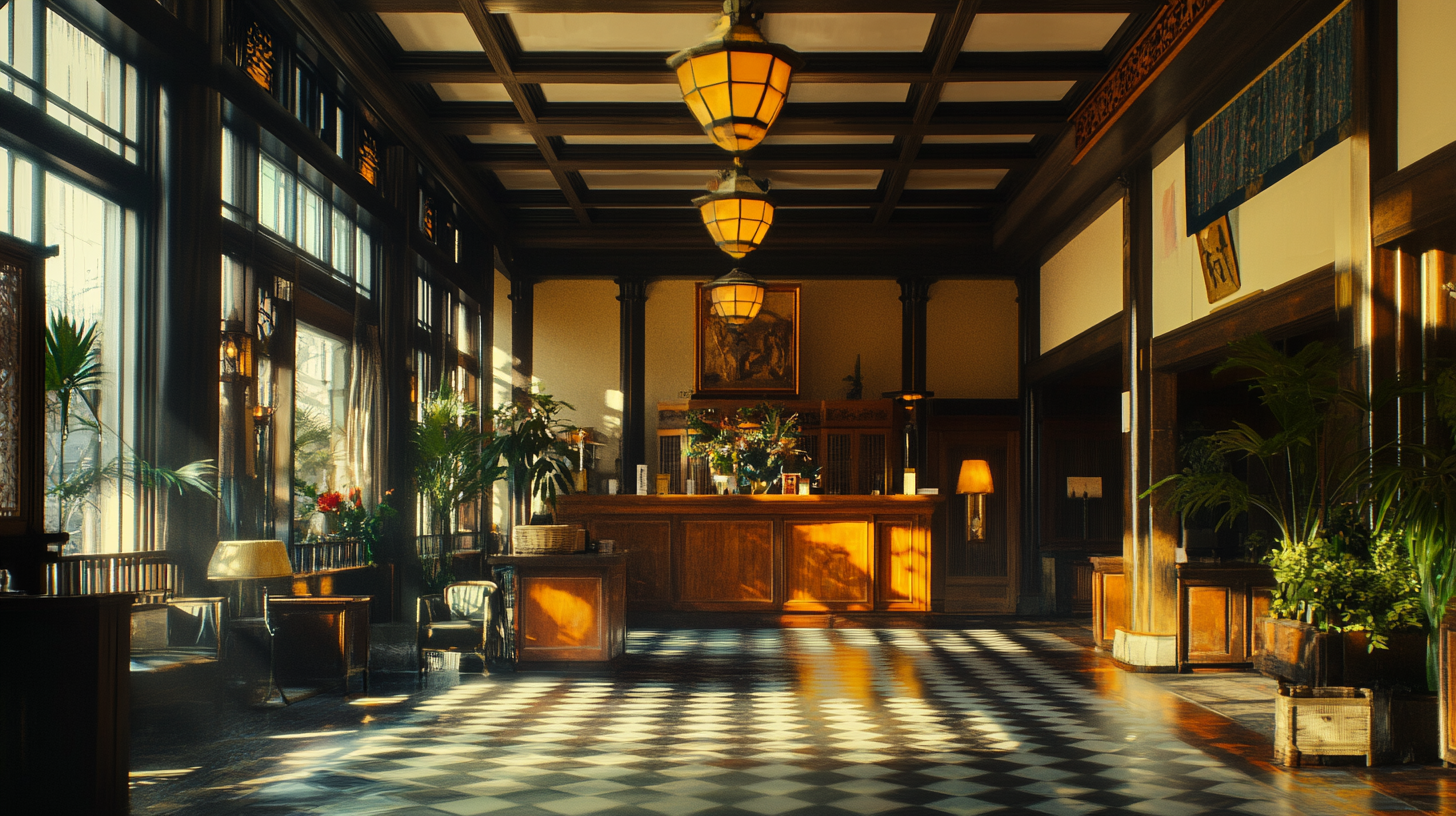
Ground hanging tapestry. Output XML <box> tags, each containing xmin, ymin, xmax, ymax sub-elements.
<box><xmin>1185</xmin><ymin>1</ymin><xmax>1352</xmax><ymax>235</ymax></box>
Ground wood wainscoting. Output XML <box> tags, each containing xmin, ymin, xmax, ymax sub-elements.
<box><xmin>555</xmin><ymin>495</ymin><xmax>937</xmax><ymax>613</ymax></box>
<box><xmin>1175</xmin><ymin>562</ymin><xmax>1276</xmax><ymax>671</ymax></box>
<box><xmin>1091</xmin><ymin>556</ymin><xmax>1126</xmax><ymax>651</ymax></box>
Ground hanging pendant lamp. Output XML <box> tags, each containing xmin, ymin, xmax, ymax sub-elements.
<box><xmin>668</xmin><ymin>0</ymin><xmax>802</xmax><ymax>155</ymax></box>
<box><xmin>703</xmin><ymin>268</ymin><xmax>767</xmax><ymax>325</ymax></box>
<box><xmin>695</xmin><ymin>159</ymin><xmax>775</xmax><ymax>258</ymax></box>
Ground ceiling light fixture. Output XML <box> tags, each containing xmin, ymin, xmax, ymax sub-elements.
<box><xmin>703</xmin><ymin>268</ymin><xmax>767</xmax><ymax>325</ymax></box>
<box><xmin>696</xmin><ymin>158</ymin><xmax>775</xmax><ymax>258</ymax></box>
<box><xmin>668</xmin><ymin>0</ymin><xmax>802</xmax><ymax>155</ymax></box>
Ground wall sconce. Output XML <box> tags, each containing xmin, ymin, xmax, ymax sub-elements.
<box><xmin>220</xmin><ymin>326</ymin><xmax>254</xmax><ymax>383</ymax></box>
<box><xmin>252</xmin><ymin>405</ymin><xmax>275</xmax><ymax>428</ymax></box>
<box><xmin>957</xmin><ymin>459</ymin><xmax>994</xmax><ymax>541</ymax></box>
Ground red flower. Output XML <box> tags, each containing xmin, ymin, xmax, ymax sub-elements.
<box><xmin>316</xmin><ymin>492</ymin><xmax>343</xmax><ymax>513</ymax></box>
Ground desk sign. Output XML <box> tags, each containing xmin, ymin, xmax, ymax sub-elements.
<box><xmin>782</xmin><ymin>473</ymin><xmax>799</xmax><ymax>495</ymax></box>
<box><xmin>636</xmin><ymin>464</ymin><xmax>649</xmax><ymax>495</ymax></box>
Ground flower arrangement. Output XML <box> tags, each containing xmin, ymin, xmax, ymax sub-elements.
<box><xmin>687</xmin><ymin>403</ymin><xmax>804</xmax><ymax>493</ymax></box>
<box><xmin>313</xmin><ymin>487</ymin><xmax>397</xmax><ymax>563</ymax></box>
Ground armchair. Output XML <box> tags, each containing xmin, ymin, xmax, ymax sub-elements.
<box><xmin>417</xmin><ymin>581</ymin><xmax>504</xmax><ymax>671</ymax></box>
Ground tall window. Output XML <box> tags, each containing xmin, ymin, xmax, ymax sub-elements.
<box><xmin>251</xmin><ymin>141</ymin><xmax>374</xmax><ymax>296</ymax></box>
<box><xmin>294</xmin><ymin>322</ymin><xmax>349</xmax><ymax>527</ymax></box>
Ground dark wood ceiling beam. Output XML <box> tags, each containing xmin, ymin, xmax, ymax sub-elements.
<box><xmin>360</xmin><ymin>1</ymin><xmax>1161</xmax><ymax>13</ymax></box>
<box><xmin>510</xmin><ymin>221</ymin><xmax>992</xmax><ymax>250</ymax></box>
<box><xmin>432</xmin><ymin>111</ymin><xmax>1067</xmax><ymax>136</ymax></box>
<box><xmin>875</xmin><ymin>0</ymin><xmax>983</xmax><ymax>225</ymax></box>
<box><xmin>457</xmin><ymin>0</ymin><xmax>592</xmax><ymax>224</ymax></box>
<box><xmin>516</xmin><ymin>248</ymin><xmax>1014</xmax><ymax>280</ymax></box>
<box><xmin>392</xmin><ymin>52</ymin><xmax>1106</xmax><ymax>85</ymax></box>
<box><xmin>473</xmin><ymin>156</ymin><xmax>1030</xmax><ymax>171</ymax></box>
<box><xmin>501</xmin><ymin>188</ymin><xmax>1001</xmax><ymax>208</ymax></box>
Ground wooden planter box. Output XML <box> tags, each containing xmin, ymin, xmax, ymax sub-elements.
<box><xmin>1275</xmin><ymin>686</ymin><xmax>1391</xmax><ymax>766</ymax></box>
<box><xmin>1176</xmin><ymin>561</ymin><xmax>1275</xmax><ymax>670</ymax></box>
<box><xmin>1254</xmin><ymin>617</ymin><xmax>1427</xmax><ymax>689</ymax></box>
<box><xmin>1090</xmin><ymin>556</ymin><xmax>1125</xmax><ymax>650</ymax></box>
<box><xmin>1441</xmin><ymin>601</ymin><xmax>1456</xmax><ymax>764</ymax></box>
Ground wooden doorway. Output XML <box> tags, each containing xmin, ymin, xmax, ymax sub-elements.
<box><xmin>928</xmin><ymin>418</ymin><xmax>1020</xmax><ymax>614</ymax></box>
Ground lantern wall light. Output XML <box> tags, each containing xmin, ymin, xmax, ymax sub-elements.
<box><xmin>703</xmin><ymin>268</ymin><xmax>767</xmax><ymax>325</ymax></box>
<box><xmin>668</xmin><ymin>0</ymin><xmax>802</xmax><ymax>155</ymax></box>
<box><xmin>220</xmin><ymin>323</ymin><xmax>254</xmax><ymax>383</ymax></box>
<box><xmin>696</xmin><ymin>158</ymin><xmax>775</xmax><ymax>258</ymax></box>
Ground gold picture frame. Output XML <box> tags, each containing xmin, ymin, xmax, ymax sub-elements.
<box><xmin>1195</xmin><ymin>215</ymin><xmax>1241</xmax><ymax>304</ymax></box>
<box><xmin>694</xmin><ymin>282</ymin><xmax>800</xmax><ymax>398</ymax></box>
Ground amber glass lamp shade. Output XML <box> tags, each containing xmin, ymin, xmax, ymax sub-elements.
<box><xmin>220</xmin><ymin>328</ymin><xmax>254</xmax><ymax>383</ymax></box>
<box><xmin>703</xmin><ymin>268</ymin><xmax>766</xmax><ymax>325</ymax></box>
<box><xmin>956</xmin><ymin>460</ymin><xmax>994</xmax><ymax>495</ymax></box>
<box><xmin>668</xmin><ymin>1</ymin><xmax>802</xmax><ymax>154</ymax></box>
<box><xmin>695</xmin><ymin>161</ymin><xmax>775</xmax><ymax>258</ymax></box>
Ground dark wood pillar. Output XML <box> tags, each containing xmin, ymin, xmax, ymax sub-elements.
<box><xmin>510</xmin><ymin>274</ymin><xmax>533</xmax><ymax>394</ymax></box>
<box><xmin>380</xmin><ymin>146</ymin><xmax>417</xmax><ymax>583</ymax></box>
<box><xmin>617</xmin><ymin>278</ymin><xmax>648</xmax><ymax>490</ymax></box>
<box><xmin>1016</xmin><ymin>270</ymin><xmax>1043</xmax><ymax>612</ymax></box>
<box><xmin>898</xmin><ymin>277</ymin><xmax>932</xmax><ymax>392</ymax></box>
<box><xmin>157</xmin><ymin>77</ymin><xmax>223</xmax><ymax>589</ymax></box>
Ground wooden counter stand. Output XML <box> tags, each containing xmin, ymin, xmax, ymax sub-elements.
<box><xmin>1090</xmin><ymin>556</ymin><xmax>1125</xmax><ymax>650</ymax></box>
<box><xmin>555</xmin><ymin>495</ymin><xmax>938</xmax><ymax>613</ymax></box>
<box><xmin>488</xmin><ymin>554</ymin><xmax>627</xmax><ymax>664</ymax></box>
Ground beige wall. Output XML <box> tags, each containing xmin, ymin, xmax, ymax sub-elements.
<box><xmin>928</xmin><ymin>279</ymin><xmax>1019</xmax><ymax>399</ymax></box>
<box><xmin>644</xmin><ymin>280</ymin><xmax>696</xmax><ymax>487</ymax></box>
<box><xmin>533</xmin><ymin>279</ymin><xmax>623</xmax><ymax>490</ymax></box>
<box><xmin>1152</xmin><ymin>139</ymin><xmax>1351</xmax><ymax>336</ymax></box>
<box><xmin>1399</xmin><ymin>0</ymin><xmax>1456</xmax><ymax>169</ymax></box>
<box><xmin>798</xmin><ymin>280</ymin><xmax>902</xmax><ymax>402</ymax></box>
<box><xmin>1040</xmin><ymin>200</ymin><xmax>1123</xmax><ymax>354</ymax></box>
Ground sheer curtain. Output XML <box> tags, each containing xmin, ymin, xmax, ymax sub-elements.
<box><xmin>345</xmin><ymin>315</ymin><xmax>383</xmax><ymax>505</ymax></box>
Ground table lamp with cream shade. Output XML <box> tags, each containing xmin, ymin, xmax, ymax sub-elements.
<box><xmin>956</xmin><ymin>460</ymin><xmax>994</xmax><ymax>541</ymax></box>
<box><xmin>207</xmin><ymin>539</ymin><xmax>292</xmax><ymax>617</ymax></box>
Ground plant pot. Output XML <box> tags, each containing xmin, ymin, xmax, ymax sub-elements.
<box><xmin>1256</xmin><ymin>618</ymin><xmax>1326</xmax><ymax>686</ymax></box>
<box><xmin>1254</xmin><ymin>617</ymin><xmax>1428</xmax><ymax>689</ymax></box>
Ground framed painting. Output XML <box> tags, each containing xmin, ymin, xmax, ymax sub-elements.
<box><xmin>695</xmin><ymin>282</ymin><xmax>799</xmax><ymax>398</ymax></box>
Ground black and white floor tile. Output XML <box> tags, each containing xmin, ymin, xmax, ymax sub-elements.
<box><xmin>130</xmin><ymin>628</ymin><xmax>1417</xmax><ymax>815</ymax></box>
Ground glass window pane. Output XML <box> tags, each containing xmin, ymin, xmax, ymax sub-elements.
<box><xmin>294</xmin><ymin>322</ymin><xmax>350</xmax><ymax>523</ymax></box>
<box><xmin>45</xmin><ymin>10</ymin><xmax>133</xmax><ymax>160</ymax></box>
<box><xmin>259</xmin><ymin>156</ymin><xmax>292</xmax><ymax>240</ymax></box>
<box><xmin>331</xmin><ymin>208</ymin><xmax>352</xmax><ymax>277</ymax></box>
<box><xmin>297</xmin><ymin>183</ymin><xmax>324</xmax><ymax>260</ymax></box>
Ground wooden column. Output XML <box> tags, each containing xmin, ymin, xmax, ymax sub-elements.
<box><xmin>510</xmin><ymin>274</ymin><xmax>534</xmax><ymax>394</ymax></box>
<box><xmin>1017</xmin><ymin>270</ymin><xmax>1044</xmax><ymax>612</ymax></box>
<box><xmin>898</xmin><ymin>277</ymin><xmax>932</xmax><ymax>392</ymax></box>
<box><xmin>380</xmin><ymin>146</ymin><xmax>417</xmax><ymax>577</ymax></box>
<box><xmin>617</xmin><ymin>278</ymin><xmax>647</xmax><ymax>490</ymax></box>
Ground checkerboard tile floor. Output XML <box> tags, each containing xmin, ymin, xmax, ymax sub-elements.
<box><xmin>130</xmin><ymin>629</ymin><xmax>1417</xmax><ymax>815</ymax></box>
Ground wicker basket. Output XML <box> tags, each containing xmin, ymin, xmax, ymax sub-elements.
<box><xmin>513</xmin><ymin>524</ymin><xmax>584</xmax><ymax>554</ymax></box>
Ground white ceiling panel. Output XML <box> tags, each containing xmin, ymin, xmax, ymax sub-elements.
<box><xmin>493</xmin><ymin>170</ymin><xmax>561</xmax><ymax>189</ymax></box>
<box><xmin>763</xmin><ymin>170</ymin><xmax>884</xmax><ymax>189</ymax></box>
<box><xmin>922</xmin><ymin>134</ymin><xmax>1035</xmax><ymax>144</ymax></box>
<box><xmin>761</xmin><ymin>14</ymin><xmax>936</xmax><ymax>52</ymax></box>
<box><xmin>940</xmin><ymin>80</ymin><xmax>1075</xmax><ymax>103</ymax></box>
<box><xmin>581</xmin><ymin>170</ymin><xmax>717</xmax><ymax>190</ymax></box>
<box><xmin>904</xmin><ymin>169</ymin><xmax>1008</xmax><ymax>190</ymax></box>
<box><xmin>378</xmin><ymin>13</ymin><xmax>483</xmax><ymax>52</ymax></box>
<box><xmin>789</xmin><ymin>83</ymin><xmax>909</xmax><ymax>104</ymax></box>
<box><xmin>563</xmin><ymin>134</ymin><xmax>710</xmax><ymax>145</ymax></box>
<box><xmin>508</xmin><ymin>13</ymin><xmax>715</xmax><ymax>52</ymax></box>
<box><xmin>762</xmin><ymin>134</ymin><xmax>896</xmax><ymax>145</ymax></box>
<box><xmin>433</xmin><ymin>83</ymin><xmax>512</xmax><ymax>102</ymax></box>
<box><xmin>467</xmin><ymin>133</ymin><xmax>537</xmax><ymax>144</ymax></box>
<box><xmin>963</xmin><ymin>13</ymin><xmax>1128</xmax><ymax>52</ymax></box>
<box><xmin>541</xmin><ymin>84</ymin><xmax>685</xmax><ymax>104</ymax></box>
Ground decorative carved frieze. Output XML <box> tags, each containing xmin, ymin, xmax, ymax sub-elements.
<box><xmin>1070</xmin><ymin>0</ymin><xmax>1225</xmax><ymax>163</ymax></box>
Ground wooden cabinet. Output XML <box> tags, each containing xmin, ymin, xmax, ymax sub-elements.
<box><xmin>268</xmin><ymin>595</ymin><xmax>371</xmax><ymax>692</ymax></box>
<box><xmin>1091</xmin><ymin>556</ymin><xmax>1126</xmax><ymax>650</ymax></box>
<box><xmin>1440</xmin><ymin>601</ymin><xmax>1456</xmax><ymax>763</ymax></box>
<box><xmin>1175</xmin><ymin>562</ymin><xmax>1276</xmax><ymax>670</ymax></box>
<box><xmin>489</xmin><ymin>554</ymin><xmax>626</xmax><ymax>664</ymax></box>
<box><xmin>556</xmin><ymin>495</ymin><xmax>937</xmax><ymax>613</ymax></box>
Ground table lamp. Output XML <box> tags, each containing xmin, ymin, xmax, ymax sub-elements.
<box><xmin>956</xmin><ymin>460</ymin><xmax>994</xmax><ymax>541</ymax></box>
<box><xmin>207</xmin><ymin>539</ymin><xmax>292</xmax><ymax>617</ymax></box>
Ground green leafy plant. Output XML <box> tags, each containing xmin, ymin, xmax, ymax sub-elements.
<box><xmin>1370</xmin><ymin>364</ymin><xmax>1456</xmax><ymax>690</ymax></box>
<box><xmin>843</xmin><ymin>354</ymin><xmax>863</xmax><ymax>400</ymax></box>
<box><xmin>45</xmin><ymin>313</ymin><xmax>217</xmax><ymax>538</ymax></box>
<box><xmin>486</xmin><ymin>388</ymin><xmax>577</xmax><ymax>527</ymax></box>
<box><xmin>412</xmin><ymin>381</ymin><xmax>503</xmax><ymax>555</ymax></box>
<box><xmin>687</xmin><ymin>402</ymin><xmax>804</xmax><ymax>493</ymax></box>
<box><xmin>313</xmin><ymin>487</ymin><xmax>398</xmax><ymax>563</ymax></box>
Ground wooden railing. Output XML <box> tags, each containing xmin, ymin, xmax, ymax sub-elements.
<box><xmin>291</xmin><ymin>537</ymin><xmax>368</xmax><ymax>573</ymax></box>
<box><xmin>45</xmin><ymin>552</ymin><xmax>178</xmax><ymax>603</ymax></box>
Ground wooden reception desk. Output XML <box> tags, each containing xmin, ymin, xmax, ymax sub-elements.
<box><xmin>555</xmin><ymin>494</ymin><xmax>939</xmax><ymax>613</ymax></box>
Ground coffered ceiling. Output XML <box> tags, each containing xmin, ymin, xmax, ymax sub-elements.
<box><xmin>344</xmin><ymin>1</ymin><xmax>1160</xmax><ymax>278</ymax></box>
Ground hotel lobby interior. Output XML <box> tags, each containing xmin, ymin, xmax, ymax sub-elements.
<box><xmin>5</xmin><ymin>0</ymin><xmax>1456</xmax><ymax>813</ymax></box>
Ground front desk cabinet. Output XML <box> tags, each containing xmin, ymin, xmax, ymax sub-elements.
<box><xmin>489</xmin><ymin>554</ymin><xmax>626</xmax><ymax>664</ymax></box>
<box><xmin>556</xmin><ymin>495</ymin><xmax>937</xmax><ymax>613</ymax></box>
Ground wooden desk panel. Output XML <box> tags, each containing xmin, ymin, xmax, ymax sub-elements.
<box><xmin>557</xmin><ymin>495</ymin><xmax>937</xmax><ymax>613</ymax></box>
<box><xmin>490</xmin><ymin>555</ymin><xmax>627</xmax><ymax>663</ymax></box>
<box><xmin>786</xmin><ymin>521</ymin><xmax>871</xmax><ymax>609</ymax></box>
<box><xmin>268</xmin><ymin>595</ymin><xmax>370</xmax><ymax>693</ymax></box>
<box><xmin>680</xmin><ymin>520</ymin><xmax>774</xmax><ymax>606</ymax></box>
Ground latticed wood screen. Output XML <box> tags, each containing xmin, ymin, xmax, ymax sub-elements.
<box><xmin>0</xmin><ymin>261</ymin><xmax>20</xmax><ymax>518</ymax></box>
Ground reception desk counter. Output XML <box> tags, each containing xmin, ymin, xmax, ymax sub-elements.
<box><xmin>555</xmin><ymin>494</ymin><xmax>939</xmax><ymax>613</ymax></box>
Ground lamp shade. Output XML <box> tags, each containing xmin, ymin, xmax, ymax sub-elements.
<box><xmin>956</xmin><ymin>460</ymin><xmax>994</xmax><ymax>495</ymax></box>
<box><xmin>695</xmin><ymin>162</ymin><xmax>775</xmax><ymax>258</ymax></box>
<box><xmin>207</xmin><ymin>539</ymin><xmax>293</xmax><ymax>580</ymax></box>
<box><xmin>703</xmin><ymin>268</ymin><xmax>766</xmax><ymax>325</ymax></box>
<box><xmin>668</xmin><ymin>0</ymin><xmax>802</xmax><ymax>154</ymax></box>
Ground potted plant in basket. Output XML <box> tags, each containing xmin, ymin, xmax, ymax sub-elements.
<box><xmin>485</xmin><ymin>386</ymin><xmax>578</xmax><ymax>533</ymax></box>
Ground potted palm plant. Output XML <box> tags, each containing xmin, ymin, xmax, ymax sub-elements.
<box><xmin>412</xmin><ymin>381</ymin><xmax>503</xmax><ymax>590</ymax></box>
<box><xmin>485</xmin><ymin>388</ymin><xmax>577</xmax><ymax>532</ymax></box>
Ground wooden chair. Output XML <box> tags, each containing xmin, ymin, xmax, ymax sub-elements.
<box><xmin>417</xmin><ymin>580</ymin><xmax>501</xmax><ymax>671</ymax></box>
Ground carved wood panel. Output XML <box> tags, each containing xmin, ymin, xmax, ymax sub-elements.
<box><xmin>785</xmin><ymin>521</ymin><xmax>871</xmax><ymax>609</ymax></box>
<box><xmin>876</xmin><ymin>518</ymin><xmax>925</xmax><ymax>610</ymax></box>
<box><xmin>1186</xmin><ymin>586</ymin><xmax>1232</xmax><ymax>656</ymax></box>
<box><xmin>678</xmin><ymin>520</ymin><xmax>774</xmax><ymax>605</ymax></box>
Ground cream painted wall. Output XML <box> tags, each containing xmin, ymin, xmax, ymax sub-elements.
<box><xmin>644</xmin><ymin>280</ymin><xmax>696</xmax><ymax>486</ymax></box>
<box><xmin>1040</xmin><ymin>200</ymin><xmax>1123</xmax><ymax>354</ymax></box>
<box><xmin>928</xmin><ymin>280</ymin><xmax>1019</xmax><ymax>398</ymax></box>
<box><xmin>798</xmin><ymin>280</ymin><xmax>901</xmax><ymax>402</ymax></box>
<box><xmin>1151</xmin><ymin>139</ymin><xmax>1351</xmax><ymax>336</ymax></box>
<box><xmin>533</xmin><ymin>280</ymin><xmax>623</xmax><ymax>491</ymax></box>
<box><xmin>1399</xmin><ymin>0</ymin><xmax>1456</xmax><ymax>169</ymax></box>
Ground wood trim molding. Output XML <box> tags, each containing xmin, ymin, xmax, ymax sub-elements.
<box><xmin>1149</xmin><ymin>264</ymin><xmax>1337</xmax><ymax>372</ymax></box>
<box><xmin>1026</xmin><ymin>312</ymin><xmax>1122</xmax><ymax>385</ymax></box>
<box><xmin>1372</xmin><ymin>138</ymin><xmax>1456</xmax><ymax>252</ymax></box>
<box><xmin>1070</xmin><ymin>0</ymin><xmax>1225</xmax><ymax>163</ymax></box>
